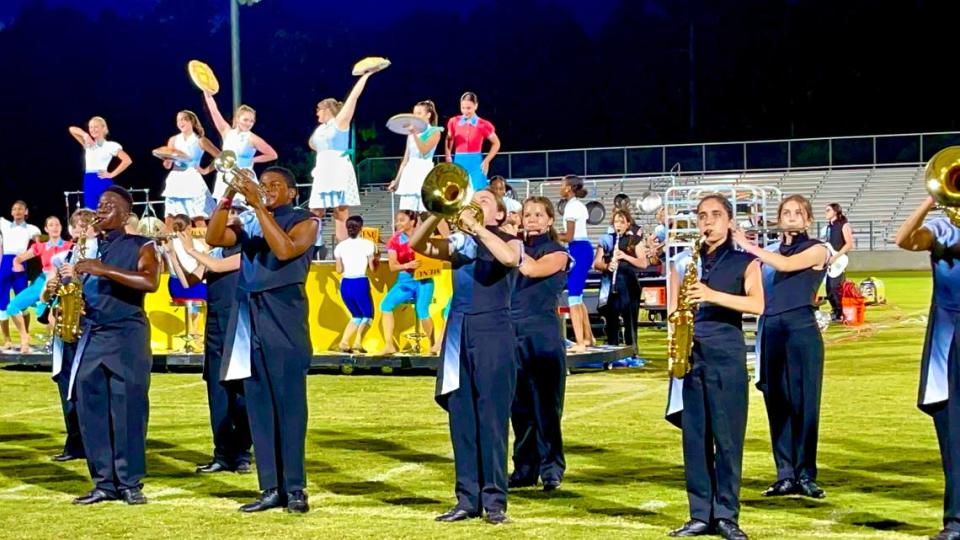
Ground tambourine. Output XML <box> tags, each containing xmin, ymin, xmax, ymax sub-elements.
<box><xmin>386</xmin><ymin>114</ymin><xmax>428</xmax><ymax>135</ymax></box>
<box><xmin>152</xmin><ymin>146</ymin><xmax>189</xmax><ymax>161</ymax></box>
<box><xmin>352</xmin><ymin>56</ymin><xmax>391</xmax><ymax>76</ymax></box>
<box><xmin>188</xmin><ymin>60</ymin><xmax>220</xmax><ymax>94</ymax></box>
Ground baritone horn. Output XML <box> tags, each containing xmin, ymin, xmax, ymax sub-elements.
<box><xmin>421</xmin><ymin>163</ymin><xmax>484</xmax><ymax>230</ymax></box>
<box><xmin>214</xmin><ymin>150</ymin><xmax>266</xmax><ymax>201</ymax></box>
<box><xmin>924</xmin><ymin>146</ymin><xmax>960</xmax><ymax>226</ymax></box>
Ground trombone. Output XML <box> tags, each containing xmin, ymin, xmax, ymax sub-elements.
<box><xmin>214</xmin><ymin>150</ymin><xmax>266</xmax><ymax>202</ymax></box>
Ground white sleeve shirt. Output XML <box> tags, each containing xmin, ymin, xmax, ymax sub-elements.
<box><xmin>0</xmin><ymin>218</ymin><xmax>41</xmax><ymax>255</ymax></box>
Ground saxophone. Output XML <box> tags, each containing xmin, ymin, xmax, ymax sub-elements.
<box><xmin>667</xmin><ymin>236</ymin><xmax>702</xmax><ymax>379</ymax></box>
<box><xmin>53</xmin><ymin>218</ymin><xmax>100</xmax><ymax>343</ymax></box>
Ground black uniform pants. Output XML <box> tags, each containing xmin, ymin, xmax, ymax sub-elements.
<box><xmin>55</xmin><ymin>341</ymin><xmax>84</xmax><ymax>457</ymax></box>
<box><xmin>826</xmin><ymin>273</ymin><xmax>845</xmax><ymax>319</ymax></box>
<box><xmin>510</xmin><ymin>316</ymin><xmax>566</xmax><ymax>484</ymax></box>
<box><xmin>603</xmin><ymin>292</ymin><xmax>640</xmax><ymax>353</ymax></box>
<box><xmin>932</xmin><ymin>336</ymin><xmax>960</xmax><ymax>531</ymax></box>
<box><xmin>761</xmin><ymin>309</ymin><xmax>824</xmax><ymax>482</ymax></box>
<box><xmin>682</xmin><ymin>337</ymin><xmax>748</xmax><ymax>524</ymax></box>
<box><xmin>204</xmin><ymin>308</ymin><xmax>251</xmax><ymax>467</ymax></box>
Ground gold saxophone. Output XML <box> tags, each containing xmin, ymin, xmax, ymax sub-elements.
<box><xmin>667</xmin><ymin>236</ymin><xmax>702</xmax><ymax>379</ymax></box>
<box><xmin>53</xmin><ymin>218</ymin><xmax>100</xmax><ymax>343</ymax></box>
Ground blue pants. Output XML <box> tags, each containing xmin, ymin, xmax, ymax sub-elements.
<box><xmin>6</xmin><ymin>273</ymin><xmax>46</xmax><ymax>317</ymax></box>
<box><xmin>168</xmin><ymin>279</ymin><xmax>208</xmax><ymax>301</ymax></box>
<box><xmin>83</xmin><ymin>172</ymin><xmax>112</xmax><ymax>210</ymax></box>
<box><xmin>454</xmin><ymin>152</ymin><xmax>488</xmax><ymax>191</ymax></box>
<box><xmin>341</xmin><ymin>277</ymin><xmax>373</xmax><ymax>318</ymax></box>
<box><xmin>0</xmin><ymin>255</ymin><xmax>28</xmax><ymax>312</ymax></box>
<box><xmin>380</xmin><ymin>273</ymin><xmax>434</xmax><ymax>319</ymax></box>
<box><xmin>566</xmin><ymin>240</ymin><xmax>593</xmax><ymax>297</ymax></box>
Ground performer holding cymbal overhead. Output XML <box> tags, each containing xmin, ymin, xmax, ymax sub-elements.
<box><xmin>733</xmin><ymin>194</ymin><xmax>830</xmax><ymax>500</ymax></box>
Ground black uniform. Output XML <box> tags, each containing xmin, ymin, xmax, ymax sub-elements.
<box><xmin>221</xmin><ymin>205</ymin><xmax>313</xmax><ymax>496</ymax></box>
<box><xmin>53</xmin><ymin>339</ymin><xmax>83</xmax><ymax>458</ymax></box>
<box><xmin>666</xmin><ymin>238</ymin><xmax>755</xmax><ymax>525</ymax></box>
<box><xmin>598</xmin><ymin>231</ymin><xmax>643</xmax><ymax>353</ymax></box>
<box><xmin>824</xmin><ymin>221</ymin><xmax>846</xmax><ymax>320</ymax></box>
<box><xmin>757</xmin><ymin>234</ymin><xmax>827</xmax><ymax>483</ymax></box>
<box><xmin>69</xmin><ymin>230</ymin><xmax>154</xmax><ymax>496</ymax></box>
<box><xmin>509</xmin><ymin>234</ymin><xmax>568</xmax><ymax>486</ymax></box>
<box><xmin>203</xmin><ymin>243</ymin><xmax>251</xmax><ymax>469</ymax></box>
<box><xmin>436</xmin><ymin>228</ymin><xmax>518</xmax><ymax>514</ymax></box>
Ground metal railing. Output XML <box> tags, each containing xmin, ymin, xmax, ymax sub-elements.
<box><xmin>356</xmin><ymin>131</ymin><xmax>960</xmax><ymax>185</ymax></box>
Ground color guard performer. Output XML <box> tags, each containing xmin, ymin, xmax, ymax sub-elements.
<box><xmin>207</xmin><ymin>167</ymin><xmax>318</xmax><ymax>513</ymax></box>
<box><xmin>410</xmin><ymin>189</ymin><xmax>521</xmax><ymax>525</ymax></box>
<box><xmin>159</xmin><ymin>110</ymin><xmax>219</xmax><ymax>227</ymax></box>
<box><xmin>378</xmin><ymin>210</ymin><xmax>436</xmax><ymax>355</ymax></box>
<box><xmin>0</xmin><ymin>201</ymin><xmax>41</xmax><ymax>350</ymax></box>
<box><xmin>733</xmin><ymin>195</ymin><xmax>829</xmax><ymax>499</ymax></box>
<box><xmin>444</xmin><ymin>92</ymin><xmax>500</xmax><ymax>192</ymax></box>
<box><xmin>895</xmin><ymin>196</ymin><xmax>960</xmax><ymax>540</ymax></box>
<box><xmin>68</xmin><ymin>117</ymin><xmax>133</xmax><ymax>210</ymax></box>
<box><xmin>558</xmin><ymin>175</ymin><xmax>596</xmax><ymax>352</ymax></box>
<box><xmin>665</xmin><ymin>194</ymin><xmax>763</xmax><ymax>540</ymax></box>
<box><xmin>389</xmin><ymin>101</ymin><xmax>443</xmax><ymax>213</ymax></box>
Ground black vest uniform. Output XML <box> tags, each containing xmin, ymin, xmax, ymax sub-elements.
<box><xmin>72</xmin><ymin>230</ymin><xmax>154</xmax><ymax>495</ymax></box>
<box><xmin>222</xmin><ymin>205</ymin><xmax>314</xmax><ymax>496</ymax></box>
<box><xmin>758</xmin><ymin>234</ymin><xmax>826</xmax><ymax>483</ymax></box>
<box><xmin>202</xmin><ymin>243</ymin><xmax>251</xmax><ymax>469</ymax></box>
<box><xmin>600</xmin><ymin>232</ymin><xmax>643</xmax><ymax>352</ymax></box>
<box><xmin>509</xmin><ymin>234</ymin><xmax>568</xmax><ymax>486</ymax></box>
<box><xmin>681</xmin><ymin>239</ymin><xmax>754</xmax><ymax>525</ymax></box>
<box><xmin>438</xmin><ymin>227</ymin><xmax>518</xmax><ymax>514</ymax></box>
<box><xmin>824</xmin><ymin>221</ymin><xmax>846</xmax><ymax>318</ymax></box>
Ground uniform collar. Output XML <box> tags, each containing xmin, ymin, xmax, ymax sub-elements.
<box><xmin>458</xmin><ymin>115</ymin><xmax>480</xmax><ymax>127</ymax></box>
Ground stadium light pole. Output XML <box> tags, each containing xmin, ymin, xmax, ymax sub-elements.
<box><xmin>231</xmin><ymin>0</ymin><xmax>262</xmax><ymax>113</ymax></box>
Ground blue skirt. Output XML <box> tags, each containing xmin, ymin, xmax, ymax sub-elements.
<box><xmin>169</xmin><ymin>279</ymin><xmax>208</xmax><ymax>301</ymax></box>
<box><xmin>83</xmin><ymin>172</ymin><xmax>112</xmax><ymax>210</ymax></box>
<box><xmin>454</xmin><ymin>152</ymin><xmax>488</xmax><ymax>191</ymax></box>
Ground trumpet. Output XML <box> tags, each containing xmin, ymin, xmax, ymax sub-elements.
<box><xmin>924</xmin><ymin>146</ymin><xmax>960</xmax><ymax>226</ymax></box>
<box><xmin>214</xmin><ymin>150</ymin><xmax>266</xmax><ymax>201</ymax></box>
<box><xmin>421</xmin><ymin>163</ymin><xmax>484</xmax><ymax>231</ymax></box>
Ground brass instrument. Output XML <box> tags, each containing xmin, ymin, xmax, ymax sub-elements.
<box><xmin>53</xmin><ymin>217</ymin><xmax>101</xmax><ymax>343</ymax></box>
<box><xmin>667</xmin><ymin>236</ymin><xmax>701</xmax><ymax>379</ymax></box>
<box><xmin>214</xmin><ymin>150</ymin><xmax>266</xmax><ymax>202</ymax></box>
<box><xmin>924</xmin><ymin>146</ymin><xmax>960</xmax><ymax>226</ymax></box>
<box><xmin>136</xmin><ymin>216</ymin><xmax>206</xmax><ymax>240</ymax></box>
<box><xmin>421</xmin><ymin>163</ymin><xmax>484</xmax><ymax>231</ymax></box>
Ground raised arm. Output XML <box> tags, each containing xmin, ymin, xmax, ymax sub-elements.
<box><xmin>68</xmin><ymin>126</ymin><xmax>94</xmax><ymax>147</ymax></box>
<box><xmin>732</xmin><ymin>229</ymin><xmax>828</xmax><ymax>272</ymax></box>
<box><xmin>254</xmin><ymin>209</ymin><xmax>317</xmax><ymax>261</ymax></box>
<box><xmin>74</xmin><ymin>242</ymin><xmax>161</xmax><ymax>293</ymax></box>
<box><xmin>412</xmin><ymin>130</ymin><xmax>442</xmax><ymax>157</ymax></box>
<box><xmin>335</xmin><ymin>72</ymin><xmax>373</xmax><ymax>131</ymax></box>
<box><xmin>250</xmin><ymin>133</ymin><xmax>278</xmax><ymax>164</ymax></box>
<box><xmin>894</xmin><ymin>196</ymin><xmax>937</xmax><ymax>252</ymax></box>
<box><xmin>519</xmin><ymin>250</ymin><xmax>567</xmax><ymax>278</ymax></box>
<box><xmin>410</xmin><ymin>214</ymin><xmax>451</xmax><ymax>260</ymax></box>
<box><xmin>165</xmin><ymin>240</ymin><xmax>193</xmax><ymax>289</ymax></box>
<box><xmin>206</xmin><ymin>196</ymin><xmax>239</xmax><ymax>248</ymax></box>
<box><xmin>203</xmin><ymin>91</ymin><xmax>231</xmax><ymax>135</ymax></box>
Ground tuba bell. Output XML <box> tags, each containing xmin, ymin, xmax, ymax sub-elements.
<box><xmin>214</xmin><ymin>150</ymin><xmax>266</xmax><ymax>202</ymax></box>
<box><xmin>421</xmin><ymin>163</ymin><xmax>484</xmax><ymax>230</ymax></box>
<box><xmin>924</xmin><ymin>146</ymin><xmax>960</xmax><ymax>226</ymax></box>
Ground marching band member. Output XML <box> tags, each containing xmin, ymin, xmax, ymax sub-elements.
<box><xmin>508</xmin><ymin>197</ymin><xmax>569</xmax><ymax>492</ymax></box>
<box><xmin>410</xmin><ymin>189</ymin><xmax>521</xmax><ymax>525</ymax></box>
<box><xmin>68</xmin><ymin>117</ymin><xmax>133</xmax><ymax>210</ymax></box>
<box><xmin>895</xmin><ymin>196</ymin><xmax>960</xmax><ymax>540</ymax></box>
<box><xmin>160</xmin><ymin>110</ymin><xmax>219</xmax><ymax>227</ymax></box>
<box><xmin>558</xmin><ymin>175</ymin><xmax>596</xmax><ymax>353</ymax></box>
<box><xmin>64</xmin><ymin>186</ymin><xmax>160</xmax><ymax>505</ymax></box>
<box><xmin>334</xmin><ymin>216</ymin><xmax>376</xmax><ymax>353</ymax></box>
<box><xmin>0</xmin><ymin>201</ymin><xmax>41</xmax><ymax>350</ymax></box>
<box><xmin>202</xmin><ymin>91</ymin><xmax>278</xmax><ymax>204</ymax></box>
<box><xmin>733</xmin><ymin>195</ymin><xmax>830</xmax><ymax>500</ymax></box>
<box><xmin>378</xmin><ymin>210</ymin><xmax>436</xmax><ymax>355</ymax></box>
<box><xmin>308</xmin><ymin>72</ymin><xmax>377</xmax><ymax>242</ymax></box>
<box><xmin>207</xmin><ymin>167</ymin><xmax>318</xmax><ymax>513</ymax></box>
<box><xmin>822</xmin><ymin>203</ymin><xmax>854</xmax><ymax>322</ymax></box>
<box><xmin>594</xmin><ymin>208</ymin><xmax>647</xmax><ymax>354</ymax></box>
<box><xmin>489</xmin><ymin>176</ymin><xmax>522</xmax><ymax>228</ymax></box>
<box><xmin>389</xmin><ymin>101</ymin><xmax>443</xmax><ymax>213</ymax></box>
<box><xmin>444</xmin><ymin>92</ymin><xmax>500</xmax><ymax>192</ymax></box>
<box><xmin>666</xmin><ymin>194</ymin><xmax>763</xmax><ymax>540</ymax></box>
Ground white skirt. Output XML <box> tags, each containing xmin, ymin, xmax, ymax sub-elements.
<box><xmin>397</xmin><ymin>194</ymin><xmax>426</xmax><ymax>213</ymax></box>
<box><xmin>165</xmin><ymin>194</ymin><xmax>216</xmax><ymax>218</ymax></box>
<box><xmin>212</xmin><ymin>168</ymin><xmax>257</xmax><ymax>205</ymax></box>
<box><xmin>162</xmin><ymin>168</ymin><xmax>210</xmax><ymax>199</ymax></box>
<box><xmin>395</xmin><ymin>157</ymin><xmax>432</xmax><ymax>212</ymax></box>
<box><xmin>308</xmin><ymin>150</ymin><xmax>360</xmax><ymax>209</ymax></box>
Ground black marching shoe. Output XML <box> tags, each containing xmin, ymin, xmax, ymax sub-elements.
<box><xmin>484</xmin><ymin>509</ymin><xmax>509</xmax><ymax>525</ymax></box>
<box><xmin>239</xmin><ymin>488</ymin><xmax>284</xmax><ymax>512</ymax></box>
<box><xmin>52</xmin><ymin>453</ymin><xmax>83</xmax><ymax>462</ymax></box>
<box><xmin>196</xmin><ymin>461</ymin><xmax>230</xmax><ymax>474</ymax></box>
<box><xmin>120</xmin><ymin>487</ymin><xmax>147</xmax><ymax>505</ymax></box>
<box><xmin>930</xmin><ymin>528</ymin><xmax>960</xmax><ymax>540</ymax></box>
<box><xmin>668</xmin><ymin>519</ymin><xmax>712</xmax><ymax>537</ymax></box>
<box><xmin>542</xmin><ymin>478</ymin><xmax>561</xmax><ymax>492</ymax></box>
<box><xmin>761</xmin><ymin>478</ymin><xmax>799</xmax><ymax>497</ymax></box>
<box><xmin>715</xmin><ymin>519</ymin><xmax>748</xmax><ymax>540</ymax></box>
<box><xmin>435</xmin><ymin>507</ymin><xmax>480</xmax><ymax>522</ymax></box>
<box><xmin>507</xmin><ymin>476</ymin><xmax>537</xmax><ymax>489</ymax></box>
<box><xmin>286</xmin><ymin>490</ymin><xmax>309</xmax><ymax>513</ymax></box>
<box><xmin>73</xmin><ymin>488</ymin><xmax>118</xmax><ymax>505</ymax></box>
<box><xmin>234</xmin><ymin>462</ymin><xmax>252</xmax><ymax>474</ymax></box>
<box><xmin>797</xmin><ymin>478</ymin><xmax>826</xmax><ymax>499</ymax></box>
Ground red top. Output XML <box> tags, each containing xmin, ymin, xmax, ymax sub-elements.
<box><xmin>386</xmin><ymin>231</ymin><xmax>415</xmax><ymax>275</ymax></box>
<box><xmin>446</xmin><ymin>115</ymin><xmax>495</xmax><ymax>153</ymax></box>
<box><xmin>32</xmin><ymin>239</ymin><xmax>73</xmax><ymax>271</ymax></box>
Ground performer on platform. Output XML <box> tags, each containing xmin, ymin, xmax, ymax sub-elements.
<box><xmin>594</xmin><ymin>208</ymin><xmax>647</xmax><ymax>354</ymax></box>
<box><xmin>62</xmin><ymin>186</ymin><xmax>160</xmax><ymax>505</ymax></box>
<box><xmin>308</xmin><ymin>72</ymin><xmax>377</xmax><ymax>242</ymax></box>
<box><xmin>389</xmin><ymin>101</ymin><xmax>443</xmax><ymax>213</ymax></box>
<box><xmin>177</xmin><ymin>205</ymin><xmax>252</xmax><ymax>474</ymax></box>
<box><xmin>665</xmin><ymin>194</ymin><xmax>762</xmax><ymax>540</ymax></box>
<box><xmin>445</xmin><ymin>92</ymin><xmax>500</xmax><ymax>192</ymax></box>
<box><xmin>207</xmin><ymin>167</ymin><xmax>317</xmax><ymax>513</ymax></box>
<box><xmin>378</xmin><ymin>210</ymin><xmax>435</xmax><ymax>355</ymax></box>
<box><xmin>68</xmin><ymin>117</ymin><xmax>133</xmax><ymax>210</ymax></box>
<box><xmin>732</xmin><ymin>194</ymin><xmax>829</xmax><ymax>500</ymax></box>
<box><xmin>895</xmin><ymin>196</ymin><xmax>960</xmax><ymax>540</ymax></box>
<box><xmin>558</xmin><ymin>175</ymin><xmax>595</xmax><ymax>353</ymax></box>
<box><xmin>822</xmin><ymin>203</ymin><xmax>853</xmax><ymax>322</ymax></box>
<box><xmin>202</xmin><ymin>91</ymin><xmax>278</xmax><ymax>204</ymax></box>
<box><xmin>0</xmin><ymin>201</ymin><xmax>41</xmax><ymax>350</ymax></box>
<box><xmin>160</xmin><ymin>110</ymin><xmax>219</xmax><ymax>227</ymax></box>
<box><xmin>410</xmin><ymin>189</ymin><xmax>521</xmax><ymax>525</ymax></box>
<box><xmin>6</xmin><ymin>216</ymin><xmax>71</xmax><ymax>353</ymax></box>
<box><xmin>162</xmin><ymin>215</ymin><xmax>209</xmax><ymax>341</ymax></box>
<box><xmin>334</xmin><ymin>216</ymin><xmax>376</xmax><ymax>353</ymax></box>
<box><xmin>508</xmin><ymin>196</ymin><xmax>569</xmax><ymax>492</ymax></box>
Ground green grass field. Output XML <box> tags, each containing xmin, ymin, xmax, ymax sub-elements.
<box><xmin>0</xmin><ymin>271</ymin><xmax>946</xmax><ymax>539</ymax></box>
